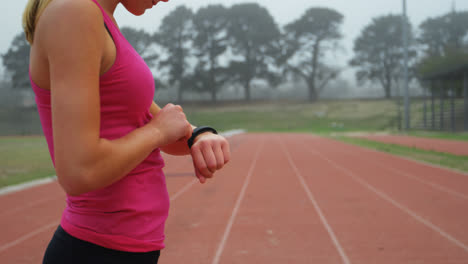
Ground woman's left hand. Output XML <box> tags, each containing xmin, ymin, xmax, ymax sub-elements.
<box><xmin>190</xmin><ymin>133</ymin><xmax>230</xmax><ymax>183</ymax></box>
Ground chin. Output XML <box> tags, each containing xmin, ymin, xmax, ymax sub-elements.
<box><xmin>129</xmin><ymin>9</ymin><xmax>147</xmax><ymax>16</ymax></box>
<box><xmin>121</xmin><ymin>1</ymin><xmax>150</xmax><ymax>16</ymax></box>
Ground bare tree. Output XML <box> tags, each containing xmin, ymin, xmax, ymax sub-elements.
<box><xmin>282</xmin><ymin>8</ymin><xmax>344</xmax><ymax>102</ymax></box>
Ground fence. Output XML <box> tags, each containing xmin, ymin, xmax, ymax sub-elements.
<box><xmin>413</xmin><ymin>65</ymin><xmax>468</xmax><ymax>132</ymax></box>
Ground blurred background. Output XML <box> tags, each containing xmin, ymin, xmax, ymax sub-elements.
<box><xmin>0</xmin><ymin>0</ymin><xmax>468</xmax><ymax>187</ymax></box>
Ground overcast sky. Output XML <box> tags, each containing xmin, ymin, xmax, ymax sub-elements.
<box><xmin>1</xmin><ymin>0</ymin><xmax>467</xmax><ymax>79</ymax></box>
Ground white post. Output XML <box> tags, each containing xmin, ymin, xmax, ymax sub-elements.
<box><xmin>464</xmin><ymin>72</ymin><xmax>468</xmax><ymax>131</ymax></box>
<box><xmin>402</xmin><ymin>0</ymin><xmax>410</xmax><ymax>131</ymax></box>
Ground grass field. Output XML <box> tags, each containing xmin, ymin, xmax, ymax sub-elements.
<box><xmin>407</xmin><ymin>131</ymin><xmax>468</xmax><ymax>141</ymax></box>
<box><xmin>1</xmin><ymin>99</ymin><xmax>467</xmax><ymax>188</ymax></box>
<box><xmin>185</xmin><ymin>99</ymin><xmax>401</xmax><ymax>133</ymax></box>
<box><xmin>0</xmin><ymin>136</ymin><xmax>56</xmax><ymax>188</ymax></box>
<box><xmin>335</xmin><ymin>136</ymin><xmax>468</xmax><ymax>173</ymax></box>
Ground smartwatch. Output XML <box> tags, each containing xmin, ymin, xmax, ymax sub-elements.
<box><xmin>187</xmin><ymin>126</ymin><xmax>218</xmax><ymax>149</ymax></box>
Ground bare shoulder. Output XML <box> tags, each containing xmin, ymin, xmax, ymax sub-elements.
<box><xmin>41</xmin><ymin>0</ymin><xmax>102</xmax><ymax>23</ymax></box>
<box><xmin>36</xmin><ymin>0</ymin><xmax>104</xmax><ymax>49</ymax></box>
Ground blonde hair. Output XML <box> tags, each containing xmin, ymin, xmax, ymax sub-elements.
<box><xmin>22</xmin><ymin>0</ymin><xmax>54</xmax><ymax>44</ymax></box>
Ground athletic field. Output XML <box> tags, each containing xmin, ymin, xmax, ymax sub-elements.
<box><xmin>1</xmin><ymin>133</ymin><xmax>468</xmax><ymax>263</ymax></box>
<box><xmin>357</xmin><ymin>134</ymin><xmax>468</xmax><ymax>156</ymax></box>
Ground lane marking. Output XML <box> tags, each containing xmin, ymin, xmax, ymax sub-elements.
<box><xmin>393</xmin><ymin>155</ymin><xmax>468</xmax><ymax>177</ymax></box>
<box><xmin>0</xmin><ymin>196</ymin><xmax>59</xmax><ymax>218</ymax></box>
<box><xmin>0</xmin><ymin>221</ymin><xmax>59</xmax><ymax>253</ymax></box>
<box><xmin>328</xmin><ymin>136</ymin><xmax>468</xmax><ymax>177</ymax></box>
<box><xmin>307</xmin><ymin>147</ymin><xmax>468</xmax><ymax>253</ymax></box>
<box><xmin>169</xmin><ymin>133</ymin><xmax>246</xmax><ymax>203</ymax></box>
<box><xmin>0</xmin><ymin>177</ymin><xmax>57</xmax><ymax>197</ymax></box>
<box><xmin>165</xmin><ymin>172</ymin><xmax>194</xmax><ymax>177</ymax></box>
<box><xmin>325</xmin><ymin>140</ymin><xmax>468</xmax><ymax>201</ymax></box>
<box><xmin>220</xmin><ymin>129</ymin><xmax>246</xmax><ymax>138</ymax></box>
<box><xmin>211</xmin><ymin>140</ymin><xmax>264</xmax><ymax>264</ymax></box>
<box><xmin>0</xmin><ymin>177</ymin><xmax>197</xmax><ymax>254</ymax></box>
<box><xmin>370</xmin><ymin>160</ymin><xmax>468</xmax><ymax>201</ymax></box>
<box><xmin>0</xmin><ymin>132</ymin><xmax>247</xmax><ymax>253</ymax></box>
<box><xmin>279</xmin><ymin>138</ymin><xmax>351</xmax><ymax>264</ymax></box>
<box><xmin>358</xmin><ymin>136</ymin><xmax>468</xmax><ymax>156</ymax></box>
<box><xmin>0</xmin><ymin>130</ymin><xmax>245</xmax><ymax>197</ymax></box>
<box><xmin>170</xmin><ymin>179</ymin><xmax>198</xmax><ymax>202</ymax></box>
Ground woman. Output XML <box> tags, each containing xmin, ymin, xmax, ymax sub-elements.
<box><xmin>24</xmin><ymin>0</ymin><xmax>231</xmax><ymax>263</ymax></box>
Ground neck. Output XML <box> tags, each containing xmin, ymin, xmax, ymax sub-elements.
<box><xmin>96</xmin><ymin>0</ymin><xmax>119</xmax><ymax>15</ymax></box>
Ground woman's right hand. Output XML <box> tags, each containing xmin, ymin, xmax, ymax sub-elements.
<box><xmin>150</xmin><ymin>103</ymin><xmax>192</xmax><ymax>147</ymax></box>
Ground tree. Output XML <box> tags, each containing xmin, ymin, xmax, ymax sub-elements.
<box><xmin>156</xmin><ymin>6</ymin><xmax>193</xmax><ymax>103</ymax></box>
<box><xmin>226</xmin><ymin>3</ymin><xmax>280</xmax><ymax>101</ymax></box>
<box><xmin>417</xmin><ymin>11</ymin><xmax>468</xmax><ymax>84</ymax></box>
<box><xmin>121</xmin><ymin>26</ymin><xmax>159</xmax><ymax>68</ymax></box>
<box><xmin>419</xmin><ymin>11</ymin><xmax>468</xmax><ymax>58</ymax></box>
<box><xmin>2</xmin><ymin>32</ymin><xmax>30</xmax><ymax>89</ymax></box>
<box><xmin>283</xmin><ymin>7</ymin><xmax>344</xmax><ymax>102</ymax></box>
<box><xmin>191</xmin><ymin>5</ymin><xmax>229</xmax><ymax>102</ymax></box>
<box><xmin>349</xmin><ymin>15</ymin><xmax>416</xmax><ymax>99</ymax></box>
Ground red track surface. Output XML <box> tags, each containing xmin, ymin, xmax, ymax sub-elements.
<box><xmin>1</xmin><ymin>133</ymin><xmax>468</xmax><ymax>263</ymax></box>
<box><xmin>358</xmin><ymin>135</ymin><xmax>468</xmax><ymax>156</ymax></box>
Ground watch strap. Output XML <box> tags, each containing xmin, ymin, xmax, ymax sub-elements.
<box><xmin>187</xmin><ymin>126</ymin><xmax>218</xmax><ymax>149</ymax></box>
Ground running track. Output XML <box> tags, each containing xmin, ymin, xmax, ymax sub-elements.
<box><xmin>358</xmin><ymin>134</ymin><xmax>468</xmax><ymax>156</ymax></box>
<box><xmin>1</xmin><ymin>133</ymin><xmax>468</xmax><ymax>263</ymax></box>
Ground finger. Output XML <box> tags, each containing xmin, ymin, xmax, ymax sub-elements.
<box><xmin>191</xmin><ymin>145</ymin><xmax>213</xmax><ymax>178</ymax></box>
<box><xmin>194</xmin><ymin>166</ymin><xmax>206</xmax><ymax>184</ymax></box>
<box><xmin>185</xmin><ymin>123</ymin><xmax>193</xmax><ymax>139</ymax></box>
<box><xmin>201</xmin><ymin>143</ymin><xmax>218</xmax><ymax>174</ymax></box>
<box><xmin>221</xmin><ymin>140</ymin><xmax>231</xmax><ymax>164</ymax></box>
<box><xmin>213</xmin><ymin>142</ymin><xmax>225</xmax><ymax>170</ymax></box>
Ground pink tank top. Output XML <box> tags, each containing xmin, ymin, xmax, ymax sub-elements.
<box><xmin>29</xmin><ymin>0</ymin><xmax>169</xmax><ymax>252</ymax></box>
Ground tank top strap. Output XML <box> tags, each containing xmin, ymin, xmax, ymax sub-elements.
<box><xmin>89</xmin><ymin>0</ymin><xmax>122</xmax><ymax>40</ymax></box>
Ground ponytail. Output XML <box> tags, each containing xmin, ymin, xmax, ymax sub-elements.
<box><xmin>22</xmin><ymin>0</ymin><xmax>54</xmax><ymax>44</ymax></box>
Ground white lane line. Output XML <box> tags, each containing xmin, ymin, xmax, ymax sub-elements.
<box><xmin>0</xmin><ymin>177</ymin><xmax>57</xmax><ymax>197</ymax></box>
<box><xmin>308</xmin><ymin>148</ymin><xmax>468</xmax><ymax>253</ymax></box>
<box><xmin>220</xmin><ymin>129</ymin><xmax>246</xmax><ymax>138</ymax></box>
<box><xmin>372</xmin><ymin>160</ymin><xmax>468</xmax><ymax>201</ymax></box>
<box><xmin>0</xmin><ymin>133</ymin><xmax>248</xmax><ymax>254</ymax></box>
<box><xmin>0</xmin><ymin>130</ymin><xmax>245</xmax><ymax>197</ymax></box>
<box><xmin>394</xmin><ymin>155</ymin><xmax>468</xmax><ymax>177</ymax></box>
<box><xmin>0</xmin><ymin>196</ymin><xmax>58</xmax><ymax>218</ymax></box>
<box><xmin>0</xmin><ymin>171</ymin><xmax>195</xmax><ymax>254</ymax></box>
<box><xmin>211</xmin><ymin>140</ymin><xmax>264</xmax><ymax>264</ymax></box>
<box><xmin>329</xmin><ymin>137</ymin><xmax>468</xmax><ymax>177</ymax></box>
<box><xmin>280</xmin><ymin>139</ymin><xmax>351</xmax><ymax>264</ymax></box>
<box><xmin>169</xmin><ymin>132</ymin><xmax>246</xmax><ymax>203</ymax></box>
<box><xmin>0</xmin><ymin>221</ymin><xmax>59</xmax><ymax>253</ymax></box>
<box><xmin>0</xmin><ymin>132</ymin><xmax>247</xmax><ymax>253</ymax></box>
<box><xmin>329</xmin><ymin>143</ymin><xmax>468</xmax><ymax>201</ymax></box>
<box><xmin>170</xmin><ymin>179</ymin><xmax>198</xmax><ymax>202</ymax></box>
<box><xmin>0</xmin><ymin>178</ymin><xmax>197</xmax><ymax>254</ymax></box>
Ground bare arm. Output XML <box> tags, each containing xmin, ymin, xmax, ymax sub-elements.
<box><xmin>40</xmin><ymin>1</ymin><xmax>190</xmax><ymax>196</ymax></box>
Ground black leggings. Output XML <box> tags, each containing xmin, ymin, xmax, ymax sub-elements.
<box><xmin>43</xmin><ymin>226</ymin><xmax>160</xmax><ymax>264</ymax></box>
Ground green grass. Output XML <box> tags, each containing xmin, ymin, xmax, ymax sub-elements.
<box><xmin>0</xmin><ymin>136</ymin><xmax>56</xmax><ymax>188</ymax></box>
<box><xmin>405</xmin><ymin>131</ymin><xmax>468</xmax><ymax>141</ymax></box>
<box><xmin>335</xmin><ymin>136</ymin><xmax>468</xmax><ymax>172</ymax></box>
<box><xmin>185</xmin><ymin>100</ymin><xmax>403</xmax><ymax>134</ymax></box>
